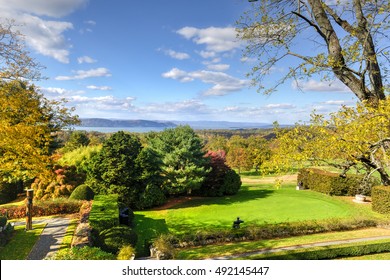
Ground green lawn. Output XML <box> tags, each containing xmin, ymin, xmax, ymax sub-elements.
<box><xmin>0</xmin><ymin>224</ymin><xmax>46</xmax><ymax>260</ymax></box>
<box><xmin>134</xmin><ymin>182</ymin><xmax>380</xmax><ymax>256</ymax></box>
<box><xmin>176</xmin><ymin>227</ymin><xmax>390</xmax><ymax>259</ymax></box>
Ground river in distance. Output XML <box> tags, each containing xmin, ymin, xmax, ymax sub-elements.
<box><xmin>72</xmin><ymin>126</ymin><xmax>170</xmax><ymax>133</ymax></box>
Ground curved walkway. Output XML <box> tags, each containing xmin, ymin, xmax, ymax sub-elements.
<box><xmin>15</xmin><ymin>217</ymin><xmax>70</xmax><ymax>260</ymax></box>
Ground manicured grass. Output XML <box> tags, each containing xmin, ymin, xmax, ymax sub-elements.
<box><xmin>137</xmin><ymin>185</ymin><xmax>373</xmax><ymax>234</ymax></box>
<box><xmin>0</xmin><ymin>224</ymin><xmax>46</xmax><ymax>260</ymax></box>
<box><xmin>134</xmin><ymin>182</ymin><xmax>381</xmax><ymax>256</ymax></box>
<box><xmin>176</xmin><ymin>227</ymin><xmax>390</xmax><ymax>259</ymax></box>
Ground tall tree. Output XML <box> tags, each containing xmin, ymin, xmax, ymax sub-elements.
<box><xmin>226</xmin><ymin>135</ymin><xmax>252</xmax><ymax>174</ymax></box>
<box><xmin>0</xmin><ymin>81</ymin><xmax>77</xmax><ymax>181</ymax></box>
<box><xmin>148</xmin><ymin>126</ymin><xmax>210</xmax><ymax>195</ymax></box>
<box><xmin>0</xmin><ymin>20</ymin><xmax>43</xmax><ymax>81</ymax></box>
<box><xmin>86</xmin><ymin>131</ymin><xmax>143</xmax><ymax>207</ymax></box>
<box><xmin>237</xmin><ymin>0</ymin><xmax>389</xmax><ymax>104</ymax></box>
<box><xmin>269</xmin><ymin>99</ymin><xmax>390</xmax><ymax>187</ymax></box>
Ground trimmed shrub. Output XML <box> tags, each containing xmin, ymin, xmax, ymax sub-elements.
<box><xmin>372</xmin><ymin>186</ymin><xmax>390</xmax><ymax>214</ymax></box>
<box><xmin>223</xmin><ymin>169</ymin><xmax>242</xmax><ymax>195</ymax></box>
<box><xmin>53</xmin><ymin>246</ymin><xmax>116</xmax><ymax>260</ymax></box>
<box><xmin>117</xmin><ymin>245</ymin><xmax>136</xmax><ymax>260</ymax></box>
<box><xmin>0</xmin><ymin>222</ymin><xmax>14</xmax><ymax>247</ymax></box>
<box><xmin>98</xmin><ymin>226</ymin><xmax>138</xmax><ymax>254</ymax></box>
<box><xmin>138</xmin><ymin>184</ymin><xmax>166</xmax><ymax>209</ymax></box>
<box><xmin>69</xmin><ymin>184</ymin><xmax>95</xmax><ymax>201</ymax></box>
<box><xmin>250</xmin><ymin>240</ymin><xmax>390</xmax><ymax>260</ymax></box>
<box><xmin>89</xmin><ymin>194</ymin><xmax>119</xmax><ymax>232</ymax></box>
<box><xmin>297</xmin><ymin>168</ymin><xmax>378</xmax><ymax>196</ymax></box>
<box><xmin>0</xmin><ymin>181</ymin><xmax>18</xmax><ymax>204</ymax></box>
<box><xmin>0</xmin><ymin>199</ymin><xmax>82</xmax><ymax>219</ymax></box>
<box><xmin>0</xmin><ymin>215</ymin><xmax>7</xmax><ymax>227</ymax></box>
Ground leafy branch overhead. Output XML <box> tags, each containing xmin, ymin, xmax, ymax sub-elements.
<box><xmin>237</xmin><ymin>0</ymin><xmax>389</xmax><ymax>103</ymax></box>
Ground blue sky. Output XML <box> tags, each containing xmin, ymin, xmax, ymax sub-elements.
<box><xmin>0</xmin><ymin>0</ymin><xmax>358</xmax><ymax>124</ymax></box>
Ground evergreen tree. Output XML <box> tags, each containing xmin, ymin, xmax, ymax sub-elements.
<box><xmin>148</xmin><ymin>126</ymin><xmax>210</xmax><ymax>195</ymax></box>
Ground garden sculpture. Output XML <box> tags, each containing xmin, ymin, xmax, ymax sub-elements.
<box><xmin>233</xmin><ymin>217</ymin><xmax>244</xmax><ymax>229</ymax></box>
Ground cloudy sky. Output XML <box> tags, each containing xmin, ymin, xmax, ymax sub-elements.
<box><xmin>0</xmin><ymin>0</ymin><xmax>358</xmax><ymax>124</ymax></box>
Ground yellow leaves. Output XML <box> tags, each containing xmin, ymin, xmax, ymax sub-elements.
<box><xmin>271</xmin><ymin>98</ymin><xmax>390</xmax><ymax>173</ymax></box>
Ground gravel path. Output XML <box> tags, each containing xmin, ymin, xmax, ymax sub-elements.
<box><xmin>17</xmin><ymin>217</ymin><xmax>71</xmax><ymax>260</ymax></box>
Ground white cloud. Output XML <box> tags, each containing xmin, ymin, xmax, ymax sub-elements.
<box><xmin>0</xmin><ymin>0</ymin><xmax>87</xmax><ymax>63</ymax></box>
<box><xmin>265</xmin><ymin>103</ymin><xmax>296</xmax><ymax>109</ymax></box>
<box><xmin>0</xmin><ymin>0</ymin><xmax>87</xmax><ymax>18</ymax></box>
<box><xmin>206</xmin><ymin>64</ymin><xmax>230</xmax><ymax>71</ymax></box>
<box><xmin>55</xmin><ymin>68</ymin><xmax>112</xmax><ymax>80</ymax></box>
<box><xmin>198</xmin><ymin>50</ymin><xmax>216</xmax><ymax>58</ymax></box>
<box><xmin>78</xmin><ymin>56</ymin><xmax>97</xmax><ymax>64</ymax></box>
<box><xmin>162</xmin><ymin>68</ymin><xmax>250</xmax><ymax>96</ymax></box>
<box><xmin>68</xmin><ymin>95</ymin><xmax>136</xmax><ymax>111</ymax></box>
<box><xmin>84</xmin><ymin>20</ymin><xmax>96</xmax><ymax>26</ymax></box>
<box><xmin>292</xmin><ymin>79</ymin><xmax>351</xmax><ymax>93</ymax></box>
<box><xmin>41</xmin><ymin>87</ymin><xmax>85</xmax><ymax>97</ymax></box>
<box><xmin>177</xmin><ymin>26</ymin><xmax>242</xmax><ymax>53</ymax></box>
<box><xmin>87</xmin><ymin>85</ymin><xmax>112</xmax><ymax>91</ymax></box>
<box><xmin>321</xmin><ymin>100</ymin><xmax>354</xmax><ymax>106</ymax></box>
<box><xmin>163</xmin><ymin>49</ymin><xmax>190</xmax><ymax>60</ymax></box>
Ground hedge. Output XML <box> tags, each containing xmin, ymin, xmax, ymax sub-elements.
<box><xmin>297</xmin><ymin>168</ymin><xmax>378</xmax><ymax>196</ymax></box>
<box><xmin>0</xmin><ymin>199</ymin><xmax>83</xmax><ymax>219</ymax></box>
<box><xmin>0</xmin><ymin>181</ymin><xmax>18</xmax><ymax>204</ymax></box>
<box><xmin>372</xmin><ymin>186</ymin><xmax>390</xmax><ymax>214</ymax></box>
<box><xmin>248</xmin><ymin>239</ymin><xmax>390</xmax><ymax>260</ymax></box>
<box><xmin>89</xmin><ymin>194</ymin><xmax>119</xmax><ymax>232</ymax></box>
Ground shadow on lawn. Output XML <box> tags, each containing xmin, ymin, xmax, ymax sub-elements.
<box><xmin>134</xmin><ymin>214</ymin><xmax>169</xmax><ymax>257</ymax></box>
<box><xmin>168</xmin><ymin>188</ymin><xmax>275</xmax><ymax>210</ymax></box>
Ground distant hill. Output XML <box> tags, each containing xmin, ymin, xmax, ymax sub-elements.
<box><xmin>172</xmin><ymin>120</ymin><xmax>274</xmax><ymax>129</ymax></box>
<box><xmin>77</xmin><ymin>118</ymin><xmax>285</xmax><ymax>130</ymax></box>
<box><xmin>78</xmin><ymin>118</ymin><xmax>177</xmax><ymax>128</ymax></box>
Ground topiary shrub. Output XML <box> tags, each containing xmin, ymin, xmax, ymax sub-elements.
<box><xmin>223</xmin><ymin>169</ymin><xmax>242</xmax><ymax>195</ymax></box>
<box><xmin>0</xmin><ymin>181</ymin><xmax>18</xmax><ymax>204</ymax></box>
<box><xmin>297</xmin><ymin>168</ymin><xmax>378</xmax><ymax>196</ymax></box>
<box><xmin>89</xmin><ymin>194</ymin><xmax>119</xmax><ymax>232</ymax></box>
<box><xmin>69</xmin><ymin>184</ymin><xmax>95</xmax><ymax>201</ymax></box>
<box><xmin>0</xmin><ymin>215</ymin><xmax>7</xmax><ymax>227</ymax></box>
<box><xmin>98</xmin><ymin>225</ymin><xmax>138</xmax><ymax>254</ymax></box>
<box><xmin>372</xmin><ymin>186</ymin><xmax>390</xmax><ymax>214</ymax></box>
<box><xmin>138</xmin><ymin>184</ymin><xmax>166</xmax><ymax>209</ymax></box>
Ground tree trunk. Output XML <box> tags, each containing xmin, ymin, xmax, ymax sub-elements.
<box><xmin>307</xmin><ymin>0</ymin><xmax>385</xmax><ymax>104</ymax></box>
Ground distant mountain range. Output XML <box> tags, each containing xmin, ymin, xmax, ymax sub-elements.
<box><xmin>78</xmin><ymin>118</ymin><xmax>177</xmax><ymax>128</ymax></box>
<box><xmin>78</xmin><ymin>118</ymin><xmax>277</xmax><ymax>130</ymax></box>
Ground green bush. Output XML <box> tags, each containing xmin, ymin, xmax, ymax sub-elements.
<box><xmin>117</xmin><ymin>245</ymin><xmax>136</xmax><ymax>260</ymax></box>
<box><xmin>0</xmin><ymin>181</ymin><xmax>18</xmax><ymax>204</ymax></box>
<box><xmin>138</xmin><ymin>184</ymin><xmax>166</xmax><ymax>209</ymax></box>
<box><xmin>98</xmin><ymin>226</ymin><xmax>138</xmax><ymax>254</ymax></box>
<box><xmin>223</xmin><ymin>169</ymin><xmax>242</xmax><ymax>195</ymax></box>
<box><xmin>297</xmin><ymin>168</ymin><xmax>377</xmax><ymax>196</ymax></box>
<box><xmin>0</xmin><ymin>215</ymin><xmax>7</xmax><ymax>227</ymax></box>
<box><xmin>0</xmin><ymin>199</ymin><xmax>82</xmax><ymax>219</ymax></box>
<box><xmin>250</xmin><ymin>240</ymin><xmax>390</xmax><ymax>260</ymax></box>
<box><xmin>69</xmin><ymin>184</ymin><xmax>95</xmax><ymax>201</ymax></box>
<box><xmin>372</xmin><ymin>186</ymin><xmax>390</xmax><ymax>214</ymax></box>
<box><xmin>89</xmin><ymin>194</ymin><xmax>119</xmax><ymax>232</ymax></box>
<box><xmin>53</xmin><ymin>246</ymin><xmax>116</xmax><ymax>260</ymax></box>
